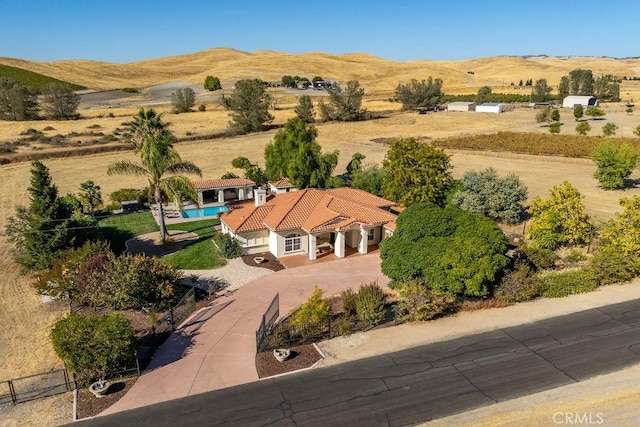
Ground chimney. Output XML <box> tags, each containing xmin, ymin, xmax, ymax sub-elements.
<box><xmin>255</xmin><ymin>188</ymin><xmax>266</xmax><ymax>207</ymax></box>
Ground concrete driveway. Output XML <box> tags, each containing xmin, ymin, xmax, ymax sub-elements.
<box><xmin>102</xmin><ymin>254</ymin><xmax>389</xmax><ymax>414</ymax></box>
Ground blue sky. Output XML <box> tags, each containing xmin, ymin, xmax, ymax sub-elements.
<box><xmin>1</xmin><ymin>0</ymin><xmax>638</xmax><ymax>63</ymax></box>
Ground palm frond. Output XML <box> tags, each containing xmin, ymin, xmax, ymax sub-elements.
<box><xmin>107</xmin><ymin>160</ymin><xmax>149</xmax><ymax>176</ymax></box>
<box><xmin>166</xmin><ymin>161</ymin><xmax>203</xmax><ymax>177</ymax></box>
<box><xmin>161</xmin><ymin>176</ymin><xmax>200</xmax><ymax>208</ymax></box>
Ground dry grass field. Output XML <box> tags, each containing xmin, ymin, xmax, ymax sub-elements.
<box><xmin>3</xmin><ymin>50</ymin><xmax>640</xmax><ymax>425</ymax></box>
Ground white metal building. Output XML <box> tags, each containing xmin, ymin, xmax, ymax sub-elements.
<box><xmin>448</xmin><ymin>101</ymin><xmax>476</xmax><ymax>112</ymax></box>
<box><xmin>562</xmin><ymin>96</ymin><xmax>598</xmax><ymax>109</ymax></box>
<box><xmin>476</xmin><ymin>102</ymin><xmax>503</xmax><ymax>113</ymax></box>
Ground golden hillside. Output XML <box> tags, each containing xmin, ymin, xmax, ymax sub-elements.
<box><xmin>2</xmin><ymin>48</ymin><xmax>640</xmax><ymax>96</ymax></box>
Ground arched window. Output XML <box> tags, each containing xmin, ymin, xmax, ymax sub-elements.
<box><xmin>284</xmin><ymin>233</ymin><xmax>301</xmax><ymax>253</ymax></box>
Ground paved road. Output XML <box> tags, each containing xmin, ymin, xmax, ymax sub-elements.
<box><xmin>79</xmin><ymin>299</ymin><xmax>640</xmax><ymax>426</ymax></box>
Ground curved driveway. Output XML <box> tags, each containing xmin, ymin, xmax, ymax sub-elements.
<box><xmin>102</xmin><ymin>254</ymin><xmax>389</xmax><ymax>415</ymax></box>
<box><xmin>85</xmin><ymin>298</ymin><xmax>640</xmax><ymax>426</ymax></box>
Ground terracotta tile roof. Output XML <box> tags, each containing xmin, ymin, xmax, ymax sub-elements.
<box><xmin>193</xmin><ymin>178</ymin><xmax>255</xmax><ymax>190</ymax></box>
<box><xmin>384</xmin><ymin>221</ymin><xmax>396</xmax><ymax>231</ymax></box>
<box><xmin>222</xmin><ymin>187</ymin><xmax>397</xmax><ymax>234</ymax></box>
<box><xmin>326</xmin><ymin>187</ymin><xmax>396</xmax><ymax>208</ymax></box>
<box><xmin>220</xmin><ymin>200</ymin><xmax>273</xmax><ymax>233</ymax></box>
<box><xmin>269</xmin><ymin>177</ymin><xmax>294</xmax><ymax>188</ymax></box>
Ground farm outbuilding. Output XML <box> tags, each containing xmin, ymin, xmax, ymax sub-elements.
<box><xmin>562</xmin><ymin>96</ymin><xmax>598</xmax><ymax>109</ymax></box>
<box><xmin>448</xmin><ymin>101</ymin><xmax>476</xmax><ymax>112</ymax></box>
<box><xmin>476</xmin><ymin>103</ymin><xmax>503</xmax><ymax>113</ymax></box>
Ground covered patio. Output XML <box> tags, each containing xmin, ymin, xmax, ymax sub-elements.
<box><xmin>193</xmin><ymin>178</ymin><xmax>255</xmax><ymax>204</ymax></box>
<box><xmin>279</xmin><ymin>244</ymin><xmax>380</xmax><ymax>269</ymax></box>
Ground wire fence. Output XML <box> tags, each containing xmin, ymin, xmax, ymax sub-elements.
<box><xmin>0</xmin><ymin>369</ymin><xmax>74</xmax><ymax>406</ymax></box>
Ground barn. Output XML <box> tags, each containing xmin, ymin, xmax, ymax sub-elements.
<box><xmin>562</xmin><ymin>96</ymin><xmax>598</xmax><ymax>109</ymax></box>
<box><xmin>476</xmin><ymin>102</ymin><xmax>503</xmax><ymax>113</ymax></box>
<box><xmin>448</xmin><ymin>101</ymin><xmax>476</xmax><ymax>112</ymax></box>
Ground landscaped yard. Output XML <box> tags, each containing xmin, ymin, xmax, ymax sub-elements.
<box><xmin>98</xmin><ymin>212</ymin><xmax>225</xmax><ymax>269</ymax></box>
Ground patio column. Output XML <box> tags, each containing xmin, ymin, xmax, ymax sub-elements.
<box><xmin>218</xmin><ymin>189</ymin><xmax>225</xmax><ymax>203</ymax></box>
<box><xmin>308</xmin><ymin>234</ymin><xmax>317</xmax><ymax>260</ymax></box>
<box><xmin>238</xmin><ymin>187</ymin><xmax>245</xmax><ymax>200</ymax></box>
<box><xmin>359</xmin><ymin>226</ymin><xmax>368</xmax><ymax>255</ymax></box>
<box><xmin>335</xmin><ymin>231</ymin><xmax>345</xmax><ymax>258</ymax></box>
<box><xmin>198</xmin><ymin>191</ymin><xmax>204</xmax><ymax>205</ymax></box>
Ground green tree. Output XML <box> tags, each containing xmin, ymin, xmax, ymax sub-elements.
<box><xmin>126</xmin><ymin>108</ymin><xmax>171</xmax><ymax>148</ymax></box>
<box><xmin>575</xmin><ymin>121</ymin><xmax>591</xmax><ymax>135</ymax></box>
<box><xmin>294</xmin><ymin>94</ymin><xmax>315</xmax><ymax>123</ymax></box>
<box><xmin>51</xmin><ymin>313</ymin><xmax>135</xmax><ymax>383</ymax></box>
<box><xmin>558</xmin><ymin>75</ymin><xmax>570</xmax><ymax>100</ymax></box>
<box><xmin>41</xmin><ymin>83</ymin><xmax>80</xmax><ymax>120</ymax></box>
<box><xmin>231</xmin><ymin>156</ymin><xmax>268</xmax><ymax>185</ymax></box>
<box><xmin>4</xmin><ymin>161</ymin><xmax>88</xmax><ymax>271</ymax></box>
<box><xmin>345</xmin><ymin>152</ymin><xmax>365</xmax><ymax>181</ymax></box>
<box><xmin>351</xmin><ymin>164</ymin><xmax>385</xmax><ymax>196</ymax></box>
<box><xmin>264</xmin><ymin>117</ymin><xmax>339</xmax><ymax>188</ymax></box>
<box><xmin>550</xmin><ymin>109</ymin><xmax>560</xmax><ymax>122</ymax></box>
<box><xmin>312</xmin><ymin>76</ymin><xmax>323</xmax><ymax>84</ymax></box>
<box><xmin>593</xmin><ymin>74</ymin><xmax>620</xmax><ymax>101</ymax></box>
<box><xmin>224</xmin><ymin>79</ymin><xmax>274</xmax><ymax>134</ymax></box>
<box><xmin>568</xmin><ymin>69</ymin><xmax>594</xmax><ymax>95</ymax></box>
<box><xmin>536</xmin><ymin>108</ymin><xmax>551</xmax><ymax>124</ymax></box>
<box><xmin>203</xmin><ymin>76</ymin><xmax>222</xmax><ymax>91</ymax></box>
<box><xmin>634</xmin><ymin>125</ymin><xmax>640</xmax><ymax>137</ymax></box>
<box><xmin>527</xmin><ymin>181</ymin><xmax>593</xmax><ymax>249</ymax></box>
<box><xmin>530</xmin><ymin>79</ymin><xmax>552</xmax><ymax>103</ymax></box>
<box><xmin>281</xmin><ymin>75</ymin><xmax>296</xmax><ymax>88</ymax></box>
<box><xmin>0</xmin><ymin>77</ymin><xmax>38</xmax><ymax>121</ymax></box>
<box><xmin>380</xmin><ymin>204</ymin><xmax>508</xmax><ymax>297</ymax></box>
<box><xmin>476</xmin><ymin>86</ymin><xmax>492</xmax><ymax>104</ymax></box>
<box><xmin>573</xmin><ymin>105</ymin><xmax>584</xmax><ymax>121</ymax></box>
<box><xmin>107</xmin><ymin>110</ymin><xmax>202</xmax><ymax>242</ymax></box>
<box><xmin>382</xmin><ymin>138</ymin><xmax>452</xmax><ymax>206</ymax></box>
<box><xmin>395</xmin><ymin>77</ymin><xmax>444</xmax><ymax>111</ymax></box>
<box><xmin>602</xmin><ymin>123</ymin><xmax>618</xmax><ymax>137</ymax></box>
<box><xmin>549</xmin><ymin>121</ymin><xmax>561</xmax><ymax>134</ymax></box>
<box><xmin>452</xmin><ymin>168</ymin><xmax>528</xmax><ymax>224</ymax></box>
<box><xmin>591</xmin><ymin>141</ymin><xmax>638</xmax><ymax>189</ymax></box>
<box><xmin>585</xmin><ymin>106</ymin><xmax>606</xmax><ymax>119</ymax></box>
<box><xmin>78</xmin><ymin>180</ymin><xmax>103</xmax><ymax>216</ymax></box>
<box><xmin>171</xmin><ymin>88</ymin><xmax>196</xmax><ymax>113</ymax></box>
<box><xmin>318</xmin><ymin>80</ymin><xmax>366</xmax><ymax>121</ymax></box>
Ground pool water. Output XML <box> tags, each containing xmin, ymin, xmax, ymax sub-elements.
<box><xmin>181</xmin><ymin>205</ymin><xmax>229</xmax><ymax>219</ymax></box>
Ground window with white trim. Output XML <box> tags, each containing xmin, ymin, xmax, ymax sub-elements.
<box><xmin>284</xmin><ymin>233</ymin><xmax>301</xmax><ymax>253</ymax></box>
<box><xmin>368</xmin><ymin>228</ymin><xmax>375</xmax><ymax>241</ymax></box>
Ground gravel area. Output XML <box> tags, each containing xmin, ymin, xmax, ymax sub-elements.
<box><xmin>182</xmin><ymin>257</ymin><xmax>274</xmax><ymax>292</ymax></box>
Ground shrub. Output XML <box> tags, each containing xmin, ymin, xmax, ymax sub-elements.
<box><xmin>122</xmin><ymin>87</ymin><xmax>139</xmax><ymax>93</ymax></box>
<box><xmin>519</xmin><ymin>244</ymin><xmax>559</xmax><ymax>270</ymax></box>
<box><xmin>575</xmin><ymin>122</ymin><xmax>591</xmax><ymax>135</ymax></box>
<box><xmin>290</xmin><ymin>287</ymin><xmax>331</xmax><ymax>328</ymax></box>
<box><xmin>589</xmin><ymin>247</ymin><xmax>640</xmax><ymax>286</ymax></box>
<box><xmin>213</xmin><ymin>233</ymin><xmax>243</xmax><ymax>258</ymax></box>
<box><xmin>337</xmin><ymin>314</ymin><xmax>355</xmax><ymax>336</ymax></box>
<box><xmin>394</xmin><ymin>280</ymin><xmax>458</xmax><ymax>322</ymax></box>
<box><xmin>602</xmin><ymin>123</ymin><xmax>618</xmax><ymax>137</ymax></box>
<box><xmin>198</xmin><ymin>104</ymin><xmax>206</xmax><ymax>112</ymax></box>
<box><xmin>549</xmin><ymin>122</ymin><xmax>561</xmax><ymax>134</ymax></box>
<box><xmin>494</xmin><ymin>263</ymin><xmax>541</xmax><ymax>303</ymax></box>
<box><xmin>356</xmin><ymin>282</ymin><xmax>386</xmax><ymax>327</ymax></box>
<box><xmin>109</xmin><ymin>188</ymin><xmax>143</xmax><ymax>204</ymax></box>
<box><xmin>565</xmin><ymin>249</ymin><xmax>587</xmax><ymax>263</ymax></box>
<box><xmin>43</xmin><ymin>126</ymin><xmax>55</xmax><ymax>131</ymax></box>
<box><xmin>340</xmin><ymin>288</ymin><xmax>357</xmax><ymax>315</ymax></box>
<box><xmin>51</xmin><ymin>313</ymin><xmax>135</xmax><ymax>385</ymax></box>
<box><xmin>539</xmin><ymin>269</ymin><xmax>599</xmax><ymax>298</ymax></box>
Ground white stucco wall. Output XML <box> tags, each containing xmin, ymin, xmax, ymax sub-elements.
<box><xmin>273</xmin><ymin>229</ymin><xmax>309</xmax><ymax>257</ymax></box>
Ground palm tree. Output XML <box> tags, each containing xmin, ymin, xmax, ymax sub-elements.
<box><xmin>108</xmin><ymin>124</ymin><xmax>202</xmax><ymax>242</ymax></box>
<box><xmin>128</xmin><ymin>108</ymin><xmax>171</xmax><ymax>149</ymax></box>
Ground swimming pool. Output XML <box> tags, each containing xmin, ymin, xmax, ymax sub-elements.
<box><xmin>181</xmin><ymin>205</ymin><xmax>229</xmax><ymax>219</ymax></box>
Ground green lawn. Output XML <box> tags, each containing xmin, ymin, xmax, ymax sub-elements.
<box><xmin>98</xmin><ymin>212</ymin><xmax>225</xmax><ymax>270</ymax></box>
<box><xmin>164</xmin><ymin>219</ymin><xmax>226</xmax><ymax>270</ymax></box>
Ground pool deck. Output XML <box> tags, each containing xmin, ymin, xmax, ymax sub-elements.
<box><xmin>151</xmin><ymin>202</ymin><xmax>226</xmax><ymax>225</ymax></box>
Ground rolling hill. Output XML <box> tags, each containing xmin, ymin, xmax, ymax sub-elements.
<box><xmin>1</xmin><ymin>48</ymin><xmax>640</xmax><ymax>96</ymax></box>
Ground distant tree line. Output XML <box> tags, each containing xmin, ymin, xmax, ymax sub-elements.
<box><xmin>558</xmin><ymin>69</ymin><xmax>620</xmax><ymax>101</ymax></box>
<box><xmin>0</xmin><ymin>77</ymin><xmax>80</xmax><ymax>121</ymax></box>
<box><xmin>442</xmin><ymin>93</ymin><xmax>535</xmax><ymax>103</ymax></box>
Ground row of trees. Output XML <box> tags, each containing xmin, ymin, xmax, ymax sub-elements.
<box><xmin>558</xmin><ymin>69</ymin><xmax>620</xmax><ymax>101</ymax></box>
<box><xmin>0</xmin><ymin>78</ymin><xmax>80</xmax><ymax>121</ymax></box>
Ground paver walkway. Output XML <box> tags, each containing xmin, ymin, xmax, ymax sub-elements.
<box><xmin>102</xmin><ymin>254</ymin><xmax>388</xmax><ymax>414</ymax></box>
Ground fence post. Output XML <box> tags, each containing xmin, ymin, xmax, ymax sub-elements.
<box><xmin>166</xmin><ymin>308</ymin><xmax>174</xmax><ymax>333</ymax></box>
<box><xmin>134</xmin><ymin>350</ymin><xmax>141</xmax><ymax>376</ymax></box>
<box><xmin>8</xmin><ymin>380</ymin><xmax>16</xmax><ymax>405</ymax></box>
<box><xmin>328</xmin><ymin>317</ymin><xmax>332</xmax><ymax>339</ymax></box>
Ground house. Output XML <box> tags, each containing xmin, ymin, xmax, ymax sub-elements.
<box><xmin>192</xmin><ymin>178</ymin><xmax>255</xmax><ymax>204</ymax></box>
<box><xmin>269</xmin><ymin>177</ymin><xmax>297</xmax><ymax>194</ymax></box>
<box><xmin>313</xmin><ymin>81</ymin><xmax>332</xmax><ymax>90</ymax></box>
<box><xmin>562</xmin><ymin>95</ymin><xmax>598</xmax><ymax>109</ymax></box>
<box><xmin>476</xmin><ymin>102</ymin><xmax>503</xmax><ymax>113</ymax></box>
<box><xmin>220</xmin><ymin>187</ymin><xmax>397</xmax><ymax>259</ymax></box>
<box><xmin>448</xmin><ymin>101</ymin><xmax>476</xmax><ymax>112</ymax></box>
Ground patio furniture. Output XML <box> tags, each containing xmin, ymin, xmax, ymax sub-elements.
<box><xmin>316</xmin><ymin>242</ymin><xmax>333</xmax><ymax>254</ymax></box>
